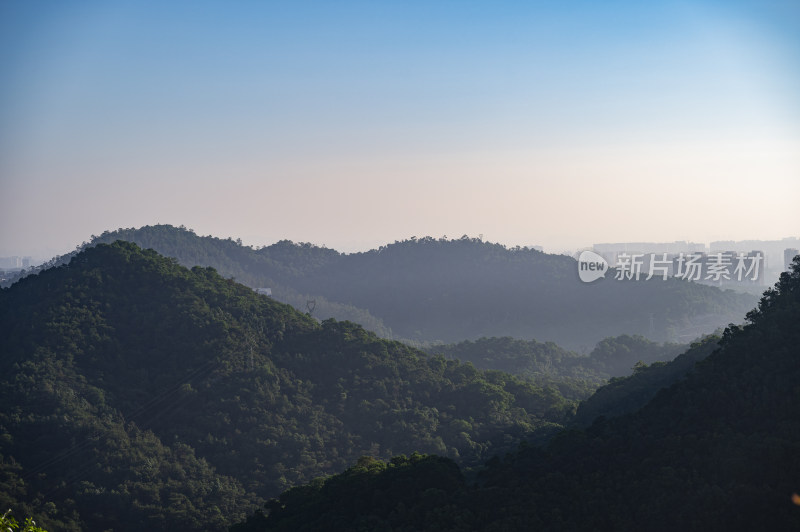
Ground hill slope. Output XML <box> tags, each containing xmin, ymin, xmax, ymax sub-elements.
<box><xmin>236</xmin><ymin>258</ymin><xmax>800</xmax><ymax>531</ymax></box>
<box><xmin>427</xmin><ymin>334</ymin><xmax>689</xmax><ymax>399</ymax></box>
<box><xmin>570</xmin><ymin>334</ymin><xmax>719</xmax><ymax>426</ymax></box>
<box><xmin>8</xmin><ymin>225</ymin><xmax>757</xmax><ymax>349</ymax></box>
<box><xmin>0</xmin><ymin>242</ymin><xmax>577</xmax><ymax>531</ymax></box>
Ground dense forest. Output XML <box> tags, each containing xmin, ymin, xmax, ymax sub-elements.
<box><xmin>233</xmin><ymin>258</ymin><xmax>800</xmax><ymax>531</ymax></box>
<box><xmin>427</xmin><ymin>335</ymin><xmax>689</xmax><ymax>400</ymax></box>
<box><xmin>570</xmin><ymin>334</ymin><xmax>720</xmax><ymax>426</ymax></box>
<box><xmin>3</xmin><ymin>235</ymin><xmax>789</xmax><ymax>531</ymax></box>
<box><xmin>5</xmin><ymin>225</ymin><xmax>756</xmax><ymax>349</ymax></box>
<box><xmin>1</xmin><ymin>242</ymin><xmax>587</xmax><ymax>531</ymax></box>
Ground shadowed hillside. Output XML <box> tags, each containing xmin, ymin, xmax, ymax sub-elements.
<box><xmin>234</xmin><ymin>258</ymin><xmax>800</xmax><ymax>531</ymax></box>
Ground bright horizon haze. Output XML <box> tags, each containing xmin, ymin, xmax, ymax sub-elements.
<box><xmin>1</xmin><ymin>1</ymin><xmax>798</xmax><ymax>260</ymax></box>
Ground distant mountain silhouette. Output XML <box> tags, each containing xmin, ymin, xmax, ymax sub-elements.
<box><xmin>8</xmin><ymin>225</ymin><xmax>757</xmax><ymax>350</ymax></box>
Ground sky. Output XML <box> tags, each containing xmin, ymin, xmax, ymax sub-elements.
<box><xmin>1</xmin><ymin>0</ymin><xmax>799</xmax><ymax>260</ymax></box>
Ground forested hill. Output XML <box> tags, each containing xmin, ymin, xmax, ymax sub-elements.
<box><xmin>11</xmin><ymin>225</ymin><xmax>756</xmax><ymax>349</ymax></box>
<box><xmin>235</xmin><ymin>258</ymin><xmax>800</xmax><ymax>531</ymax></box>
<box><xmin>0</xmin><ymin>242</ymin><xmax>580</xmax><ymax>531</ymax></box>
<box><xmin>4</xmin><ymin>227</ymin><xmax>393</xmax><ymax>338</ymax></box>
<box><xmin>427</xmin><ymin>334</ymin><xmax>689</xmax><ymax>396</ymax></box>
<box><xmin>569</xmin><ymin>333</ymin><xmax>720</xmax><ymax>426</ymax></box>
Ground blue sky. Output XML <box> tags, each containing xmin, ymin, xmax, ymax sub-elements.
<box><xmin>1</xmin><ymin>1</ymin><xmax>798</xmax><ymax>258</ymax></box>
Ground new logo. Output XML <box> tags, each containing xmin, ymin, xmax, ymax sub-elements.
<box><xmin>578</xmin><ymin>250</ymin><xmax>608</xmax><ymax>283</ymax></box>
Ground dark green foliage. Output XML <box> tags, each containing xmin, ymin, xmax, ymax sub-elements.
<box><xmin>236</xmin><ymin>258</ymin><xmax>800</xmax><ymax>531</ymax></box>
<box><xmin>0</xmin><ymin>509</ymin><xmax>48</xmax><ymax>532</ymax></box>
<box><xmin>230</xmin><ymin>454</ymin><xmax>471</xmax><ymax>532</ymax></box>
<box><xmin>586</xmin><ymin>334</ymin><xmax>687</xmax><ymax>376</ymax></box>
<box><xmin>471</xmin><ymin>260</ymin><xmax>800</xmax><ymax>530</ymax></box>
<box><xmin>7</xmin><ymin>225</ymin><xmax>756</xmax><ymax>349</ymax></box>
<box><xmin>428</xmin><ymin>337</ymin><xmax>595</xmax><ymax>385</ymax></box>
<box><xmin>571</xmin><ymin>334</ymin><xmax>720</xmax><ymax>426</ymax></box>
<box><xmin>428</xmin><ymin>335</ymin><xmax>688</xmax><ymax>402</ymax></box>
<box><xmin>0</xmin><ymin>242</ymin><xmax>578</xmax><ymax>530</ymax></box>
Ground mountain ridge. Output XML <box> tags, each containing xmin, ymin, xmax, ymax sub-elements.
<box><xmin>4</xmin><ymin>224</ymin><xmax>757</xmax><ymax>350</ymax></box>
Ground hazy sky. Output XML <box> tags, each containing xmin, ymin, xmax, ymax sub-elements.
<box><xmin>1</xmin><ymin>1</ymin><xmax>798</xmax><ymax>259</ymax></box>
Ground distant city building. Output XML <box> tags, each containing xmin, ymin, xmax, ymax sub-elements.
<box><xmin>710</xmin><ymin>237</ymin><xmax>800</xmax><ymax>277</ymax></box>
<box><xmin>0</xmin><ymin>256</ymin><xmax>32</xmax><ymax>270</ymax></box>
<box><xmin>785</xmin><ymin>248</ymin><xmax>800</xmax><ymax>271</ymax></box>
<box><xmin>255</xmin><ymin>287</ymin><xmax>272</xmax><ymax>296</ymax></box>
